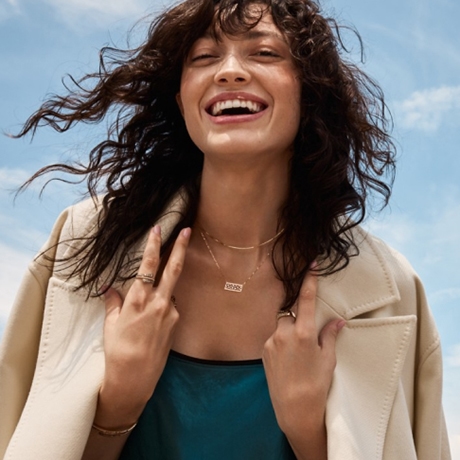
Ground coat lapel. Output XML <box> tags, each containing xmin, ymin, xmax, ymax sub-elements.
<box><xmin>326</xmin><ymin>315</ymin><xmax>416</xmax><ymax>460</ymax></box>
<box><xmin>316</xmin><ymin>228</ymin><xmax>416</xmax><ymax>460</ymax></box>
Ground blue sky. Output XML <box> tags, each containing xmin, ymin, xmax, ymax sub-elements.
<box><xmin>1</xmin><ymin>0</ymin><xmax>459</xmax><ymax>455</ymax></box>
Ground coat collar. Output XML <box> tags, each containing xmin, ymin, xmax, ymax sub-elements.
<box><xmin>317</xmin><ymin>226</ymin><xmax>401</xmax><ymax>320</ymax></box>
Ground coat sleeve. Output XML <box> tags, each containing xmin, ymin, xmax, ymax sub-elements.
<box><xmin>0</xmin><ymin>208</ymin><xmax>70</xmax><ymax>458</ymax></box>
<box><xmin>414</xmin><ymin>338</ymin><xmax>451</xmax><ymax>459</ymax></box>
<box><xmin>377</xmin><ymin>240</ymin><xmax>451</xmax><ymax>459</ymax></box>
<box><xmin>405</xmin><ymin>264</ymin><xmax>452</xmax><ymax>459</ymax></box>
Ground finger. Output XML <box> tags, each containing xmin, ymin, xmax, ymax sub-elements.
<box><xmin>295</xmin><ymin>268</ymin><xmax>318</xmax><ymax>328</ymax></box>
<box><xmin>318</xmin><ymin>319</ymin><xmax>346</xmax><ymax>355</ymax></box>
<box><xmin>274</xmin><ymin>310</ymin><xmax>296</xmax><ymax>333</ymax></box>
<box><xmin>135</xmin><ymin>225</ymin><xmax>162</xmax><ymax>288</ymax></box>
<box><xmin>103</xmin><ymin>287</ymin><xmax>123</xmax><ymax>326</ymax></box>
<box><xmin>156</xmin><ymin>227</ymin><xmax>191</xmax><ymax>297</ymax></box>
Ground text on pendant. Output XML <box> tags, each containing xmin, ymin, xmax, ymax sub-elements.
<box><xmin>224</xmin><ymin>282</ymin><xmax>243</xmax><ymax>293</ymax></box>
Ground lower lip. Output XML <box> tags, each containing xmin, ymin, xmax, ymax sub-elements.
<box><xmin>207</xmin><ymin>109</ymin><xmax>267</xmax><ymax>124</ymax></box>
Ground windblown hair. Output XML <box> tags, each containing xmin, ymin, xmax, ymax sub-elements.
<box><xmin>17</xmin><ymin>0</ymin><xmax>396</xmax><ymax>309</ymax></box>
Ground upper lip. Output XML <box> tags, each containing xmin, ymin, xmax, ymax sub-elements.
<box><xmin>205</xmin><ymin>92</ymin><xmax>268</xmax><ymax>115</ymax></box>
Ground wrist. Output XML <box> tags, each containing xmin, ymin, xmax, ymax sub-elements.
<box><xmin>91</xmin><ymin>421</ymin><xmax>138</xmax><ymax>437</ymax></box>
<box><xmin>284</xmin><ymin>419</ymin><xmax>327</xmax><ymax>460</ymax></box>
<box><xmin>280</xmin><ymin>411</ymin><xmax>326</xmax><ymax>445</ymax></box>
<box><xmin>94</xmin><ymin>384</ymin><xmax>147</xmax><ymax>430</ymax></box>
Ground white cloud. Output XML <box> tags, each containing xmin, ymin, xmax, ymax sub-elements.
<box><xmin>396</xmin><ymin>85</ymin><xmax>460</xmax><ymax>132</ymax></box>
<box><xmin>364</xmin><ymin>214</ymin><xmax>415</xmax><ymax>247</ymax></box>
<box><xmin>446</xmin><ymin>344</ymin><xmax>460</xmax><ymax>368</ymax></box>
<box><xmin>40</xmin><ymin>0</ymin><xmax>153</xmax><ymax>30</ymax></box>
<box><xmin>368</xmin><ymin>188</ymin><xmax>460</xmax><ymax>266</ymax></box>
<box><xmin>430</xmin><ymin>288</ymin><xmax>460</xmax><ymax>307</ymax></box>
<box><xmin>0</xmin><ymin>0</ymin><xmax>20</xmax><ymax>22</ymax></box>
<box><xmin>0</xmin><ymin>167</ymin><xmax>30</xmax><ymax>190</ymax></box>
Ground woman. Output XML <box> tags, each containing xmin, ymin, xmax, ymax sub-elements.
<box><xmin>0</xmin><ymin>0</ymin><xmax>451</xmax><ymax>458</ymax></box>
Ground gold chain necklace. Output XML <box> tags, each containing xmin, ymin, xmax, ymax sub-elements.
<box><xmin>200</xmin><ymin>231</ymin><xmax>270</xmax><ymax>293</ymax></box>
<box><xmin>200</xmin><ymin>226</ymin><xmax>284</xmax><ymax>250</ymax></box>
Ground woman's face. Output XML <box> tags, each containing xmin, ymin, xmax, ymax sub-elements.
<box><xmin>177</xmin><ymin>7</ymin><xmax>302</xmax><ymax>164</ymax></box>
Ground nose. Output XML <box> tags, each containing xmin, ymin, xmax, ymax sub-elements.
<box><xmin>214</xmin><ymin>54</ymin><xmax>251</xmax><ymax>85</ymax></box>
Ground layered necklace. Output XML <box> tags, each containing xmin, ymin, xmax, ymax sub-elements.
<box><xmin>199</xmin><ymin>227</ymin><xmax>284</xmax><ymax>293</ymax></box>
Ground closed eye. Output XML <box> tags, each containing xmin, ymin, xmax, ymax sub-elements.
<box><xmin>190</xmin><ymin>53</ymin><xmax>216</xmax><ymax>62</ymax></box>
<box><xmin>255</xmin><ymin>50</ymin><xmax>280</xmax><ymax>58</ymax></box>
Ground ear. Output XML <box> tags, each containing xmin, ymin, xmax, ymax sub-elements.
<box><xmin>176</xmin><ymin>92</ymin><xmax>184</xmax><ymax>117</ymax></box>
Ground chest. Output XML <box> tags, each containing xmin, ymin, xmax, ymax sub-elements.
<box><xmin>171</xmin><ymin>256</ymin><xmax>285</xmax><ymax>361</ymax></box>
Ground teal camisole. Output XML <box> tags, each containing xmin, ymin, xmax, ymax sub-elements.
<box><xmin>119</xmin><ymin>350</ymin><xmax>296</xmax><ymax>459</ymax></box>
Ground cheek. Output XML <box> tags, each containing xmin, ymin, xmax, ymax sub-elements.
<box><xmin>179</xmin><ymin>70</ymin><xmax>206</xmax><ymax>117</ymax></box>
<box><xmin>283</xmin><ymin>75</ymin><xmax>302</xmax><ymax>125</ymax></box>
<box><xmin>178</xmin><ymin>71</ymin><xmax>193</xmax><ymax>118</ymax></box>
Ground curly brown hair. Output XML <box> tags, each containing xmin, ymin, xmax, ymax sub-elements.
<box><xmin>17</xmin><ymin>0</ymin><xmax>396</xmax><ymax>309</ymax></box>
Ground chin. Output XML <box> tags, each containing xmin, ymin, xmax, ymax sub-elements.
<box><xmin>202</xmin><ymin>140</ymin><xmax>261</xmax><ymax>157</ymax></box>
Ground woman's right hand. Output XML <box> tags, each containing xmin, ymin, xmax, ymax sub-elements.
<box><xmin>94</xmin><ymin>225</ymin><xmax>191</xmax><ymax>429</ymax></box>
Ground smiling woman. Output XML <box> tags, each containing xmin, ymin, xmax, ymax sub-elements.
<box><xmin>177</xmin><ymin>9</ymin><xmax>301</xmax><ymax>164</ymax></box>
<box><xmin>0</xmin><ymin>0</ymin><xmax>451</xmax><ymax>459</ymax></box>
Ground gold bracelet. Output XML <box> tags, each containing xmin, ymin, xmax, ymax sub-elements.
<box><xmin>91</xmin><ymin>421</ymin><xmax>137</xmax><ymax>437</ymax></box>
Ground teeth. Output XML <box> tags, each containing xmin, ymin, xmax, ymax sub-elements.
<box><xmin>210</xmin><ymin>99</ymin><xmax>264</xmax><ymax>116</ymax></box>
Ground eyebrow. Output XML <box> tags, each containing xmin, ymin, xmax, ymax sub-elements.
<box><xmin>201</xmin><ymin>29</ymin><xmax>286</xmax><ymax>43</ymax></box>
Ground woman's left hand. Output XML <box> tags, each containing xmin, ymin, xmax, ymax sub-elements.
<box><xmin>262</xmin><ymin>270</ymin><xmax>345</xmax><ymax>460</ymax></box>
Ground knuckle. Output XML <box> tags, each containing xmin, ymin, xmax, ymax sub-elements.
<box><xmin>296</xmin><ymin>321</ymin><xmax>317</xmax><ymax>338</ymax></box>
<box><xmin>169</xmin><ymin>259</ymin><xmax>184</xmax><ymax>276</ymax></box>
<box><xmin>153</xmin><ymin>297</ymin><xmax>170</xmax><ymax>313</ymax></box>
<box><xmin>263</xmin><ymin>337</ymin><xmax>273</xmax><ymax>351</ymax></box>
<box><xmin>296</xmin><ymin>328</ymin><xmax>314</xmax><ymax>343</ymax></box>
<box><xmin>299</xmin><ymin>288</ymin><xmax>315</xmax><ymax>302</ymax></box>
<box><xmin>271</xmin><ymin>331</ymin><xmax>287</xmax><ymax>348</ymax></box>
<box><xmin>170</xmin><ymin>308</ymin><xmax>180</xmax><ymax>324</ymax></box>
<box><xmin>127</xmin><ymin>292</ymin><xmax>147</xmax><ymax>310</ymax></box>
<box><xmin>129</xmin><ymin>299</ymin><xmax>144</xmax><ymax>311</ymax></box>
<box><xmin>143</xmin><ymin>254</ymin><xmax>160</xmax><ymax>268</ymax></box>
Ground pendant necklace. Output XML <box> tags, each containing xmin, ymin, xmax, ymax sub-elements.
<box><xmin>200</xmin><ymin>230</ymin><xmax>271</xmax><ymax>293</ymax></box>
<box><xmin>200</xmin><ymin>226</ymin><xmax>285</xmax><ymax>250</ymax></box>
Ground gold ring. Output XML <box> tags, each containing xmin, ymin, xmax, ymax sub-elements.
<box><xmin>276</xmin><ymin>310</ymin><xmax>296</xmax><ymax>321</ymax></box>
<box><xmin>135</xmin><ymin>273</ymin><xmax>155</xmax><ymax>284</ymax></box>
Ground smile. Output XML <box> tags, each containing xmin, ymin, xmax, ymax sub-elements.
<box><xmin>207</xmin><ymin>99</ymin><xmax>266</xmax><ymax>117</ymax></box>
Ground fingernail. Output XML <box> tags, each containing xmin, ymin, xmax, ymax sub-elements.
<box><xmin>181</xmin><ymin>227</ymin><xmax>191</xmax><ymax>238</ymax></box>
<box><xmin>152</xmin><ymin>225</ymin><xmax>161</xmax><ymax>235</ymax></box>
<box><xmin>337</xmin><ymin>320</ymin><xmax>346</xmax><ymax>331</ymax></box>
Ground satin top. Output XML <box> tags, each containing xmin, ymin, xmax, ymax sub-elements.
<box><xmin>119</xmin><ymin>350</ymin><xmax>296</xmax><ymax>459</ymax></box>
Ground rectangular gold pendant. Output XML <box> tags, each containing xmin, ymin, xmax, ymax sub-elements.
<box><xmin>224</xmin><ymin>282</ymin><xmax>243</xmax><ymax>293</ymax></box>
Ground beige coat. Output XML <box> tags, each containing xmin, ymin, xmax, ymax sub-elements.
<box><xmin>0</xmin><ymin>198</ymin><xmax>451</xmax><ymax>460</ymax></box>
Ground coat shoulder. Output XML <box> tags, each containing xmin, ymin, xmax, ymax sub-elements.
<box><xmin>30</xmin><ymin>197</ymin><xmax>104</xmax><ymax>282</ymax></box>
<box><xmin>330</xmin><ymin>224</ymin><xmax>428</xmax><ymax>319</ymax></box>
<box><xmin>355</xmin><ymin>227</ymin><xmax>420</xmax><ymax>285</ymax></box>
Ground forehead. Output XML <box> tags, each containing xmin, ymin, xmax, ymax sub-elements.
<box><xmin>200</xmin><ymin>9</ymin><xmax>286</xmax><ymax>44</ymax></box>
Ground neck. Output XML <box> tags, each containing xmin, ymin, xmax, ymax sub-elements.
<box><xmin>196</xmin><ymin>156</ymin><xmax>289</xmax><ymax>247</ymax></box>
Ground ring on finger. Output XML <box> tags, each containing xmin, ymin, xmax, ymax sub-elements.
<box><xmin>135</xmin><ymin>273</ymin><xmax>156</xmax><ymax>285</ymax></box>
<box><xmin>276</xmin><ymin>310</ymin><xmax>296</xmax><ymax>321</ymax></box>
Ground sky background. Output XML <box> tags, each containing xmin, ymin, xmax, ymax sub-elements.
<box><xmin>0</xmin><ymin>0</ymin><xmax>459</xmax><ymax>456</ymax></box>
